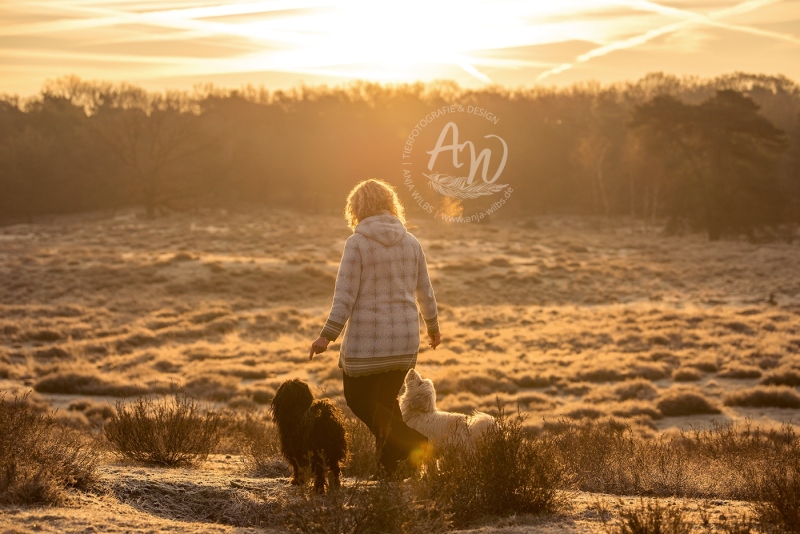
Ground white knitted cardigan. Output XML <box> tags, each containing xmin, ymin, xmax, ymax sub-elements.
<box><xmin>320</xmin><ymin>213</ymin><xmax>439</xmax><ymax>377</ymax></box>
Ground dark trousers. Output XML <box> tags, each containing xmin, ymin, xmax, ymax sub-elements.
<box><xmin>343</xmin><ymin>368</ymin><xmax>428</xmax><ymax>475</ymax></box>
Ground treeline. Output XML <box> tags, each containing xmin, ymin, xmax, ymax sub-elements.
<box><xmin>1</xmin><ymin>72</ymin><xmax>799</xmax><ymax>240</ymax></box>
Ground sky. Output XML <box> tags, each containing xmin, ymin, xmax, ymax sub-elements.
<box><xmin>2</xmin><ymin>0</ymin><xmax>799</xmax><ymax>96</ymax></box>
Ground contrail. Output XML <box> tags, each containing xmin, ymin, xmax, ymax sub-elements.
<box><xmin>537</xmin><ymin>0</ymin><xmax>789</xmax><ymax>80</ymax></box>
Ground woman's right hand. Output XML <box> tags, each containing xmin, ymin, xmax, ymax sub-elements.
<box><xmin>428</xmin><ymin>331</ymin><xmax>441</xmax><ymax>350</ymax></box>
<box><xmin>309</xmin><ymin>336</ymin><xmax>330</xmax><ymax>360</ymax></box>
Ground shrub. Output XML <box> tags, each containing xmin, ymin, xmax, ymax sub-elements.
<box><xmin>417</xmin><ymin>405</ymin><xmax>568</xmax><ymax>527</ymax></box>
<box><xmin>753</xmin><ymin>428</ymin><xmax>800</xmax><ymax>532</ymax></box>
<box><xmin>35</xmin><ymin>372</ymin><xmax>148</xmax><ymax>397</ymax></box>
<box><xmin>656</xmin><ymin>390</ymin><xmax>720</xmax><ymax>416</ymax></box>
<box><xmin>437</xmin><ymin>375</ymin><xmax>518</xmax><ymax>396</ymax></box>
<box><xmin>724</xmin><ymin>386</ymin><xmax>800</xmax><ymax>408</ymax></box>
<box><xmin>626</xmin><ymin>364</ymin><xmax>669</xmax><ymax>381</ymax></box>
<box><xmin>614</xmin><ymin>499</ymin><xmax>691</xmax><ymax>534</ymax></box>
<box><xmin>285</xmin><ymin>477</ymin><xmax>450</xmax><ymax>534</ymax></box>
<box><xmin>565</xmin><ymin>406</ymin><xmax>604</xmax><ymax>420</ymax></box>
<box><xmin>251</xmin><ymin>388</ymin><xmax>274</xmax><ymax>405</ymax></box>
<box><xmin>232</xmin><ymin>411</ymin><xmax>288</xmax><ymax>477</ymax></box>
<box><xmin>343</xmin><ymin>416</ymin><xmax>377</xmax><ymax>479</ymax></box>
<box><xmin>671</xmin><ymin>367</ymin><xmax>702</xmax><ymax>382</ymax></box>
<box><xmin>68</xmin><ymin>399</ymin><xmax>116</xmax><ymax>426</ymax></box>
<box><xmin>613</xmin><ymin>379</ymin><xmax>659</xmax><ymax>401</ymax></box>
<box><xmin>184</xmin><ymin>375</ymin><xmax>238</xmax><ymax>402</ymax></box>
<box><xmin>104</xmin><ymin>391</ymin><xmax>221</xmax><ymax>466</ymax></box>
<box><xmin>610</xmin><ymin>401</ymin><xmax>662</xmax><ymax>420</ymax></box>
<box><xmin>548</xmin><ymin>419</ymin><xmax>645</xmax><ymax>495</ymax></box>
<box><xmin>718</xmin><ymin>365</ymin><xmax>762</xmax><ymax>379</ymax></box>
<box><xmin>0</xmin><ymin>392</ymin><xmax>98</xmax><ymax>504</ymax></box>
<box><xmin>514</xmin><ymin>374</ymin><xmax>553</xmax><ymax>388</ymax></box>
<box><xmin>689</xmin><ymin>359</ymin><xmax>719</xmax><ymax>373</ymax></box>
<box><xmin>759</xmin><ymin>367</ymin><xmax>800</xmax><ymax>387</ymax></box>
<box><xmin>575</xmin><ymin>367</ymin><xmax>624</xmax><ymax>383</ymax></box>
<box><xmin>548</xmin><ymin>420</ymin><xmax>793</xmax><ymax>500</ymax></box>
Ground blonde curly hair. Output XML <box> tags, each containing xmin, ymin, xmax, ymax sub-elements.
<box><xmin>344</xmin><ymin>179</ymin><xmax>407</xmax><ymax>230</ymax></box>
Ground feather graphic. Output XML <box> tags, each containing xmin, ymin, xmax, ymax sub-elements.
<box><xmin>423</xmin><ymin>173</ymin><xmax>509</xmax><ymax>199</ymax></box>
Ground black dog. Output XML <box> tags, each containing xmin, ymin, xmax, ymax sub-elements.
<box><xmin>270</xmin><ymin>379</ymin><xmax>347</xmax><ymax>493</ymax></box>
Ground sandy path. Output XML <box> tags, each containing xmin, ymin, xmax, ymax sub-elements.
<box><xmin>1</xmin><ymin>455</ymin><xmax>756</xmax><ymax>534</ymax></box>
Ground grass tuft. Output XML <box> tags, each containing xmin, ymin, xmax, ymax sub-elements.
<box><xmin>759</xmin><ymin>367</ymin><xmax>800</xmax><ymax>387</ymax></box>
<box><xmin>0</xmin><ymin>392</ymin><xmax>98</xmax><ymax>505</ymax></box>
<box><xmin>416</xmin><ymin>404</ymin><xmax>568</xmax><ymax>527</ymax></box>
<box><xmin>656</xmin><ymin>389</ymin><xmax>721</xmax><ymax>416</ymax></box>
<box><xmin>343</xmin><ymin>416</ymin><xmax>378</xmax><ymax>479</ymax></box>
<box><xmin>671</xmin><ymin>367</ymin><xmax>703</xmax><ymax>382</ymax></box>
<box><xmin>613</xmin><ymin>499</ymin><xmax>692</xmax><ymax>534</ymax></box>
<box><xmin>104</xmin><ymin>391</ymin><xmax>221</xmax><ymax>466</ymax></box>
<box><xmin>285</xmin><ymin>477</ymin><xmax>450</xmax><ymax>534</ymax></box>
<box><xmin>753</xmin><ymin>428</ymin><xmax>800</xmax><ymax>532</ymax></box>
<box><xmin>35</xmin><ymin>371</ymin><xmax>149</xmax><ymax>397</ymax></box>
<box><xmin>724</xmin><ymin>386</ymin><xmax>800</xmax><ymax>408</ymax></box>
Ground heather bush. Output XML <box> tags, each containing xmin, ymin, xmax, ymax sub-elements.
<box><xmin>342</xmin><ymin>416</ymin><xmax>377</xmax><ymax>479</ymax></box>
<box><xmin>550</xmin><ymin>419</ymin><xmax>800</xmax><ymax>505</ymax></box>
<box><xmin>724</xmin><ymin>386</ymin><xmax>800</xmax><ymax>408</ymax></box>
<box><xmin>0</xmin><ymin>392</ymin><xmax>98</xmax><ymax>504</ymax></box>
<box><xmin>752</xmin><ymin>425</ymin><xmax>800</xmax><ymax>533</ymax></box>
<box><xmin>613</xmin><ymin>499</ymin><xmax>692</xmax><ymax>534</ymax></box>
<box><xmin>284</xmin><ymin>477</ymin><xmax>450</xmax><ymax>534</ymax></box>
<box><xmin>656</xmin><ymin>389</ymin><xmax>720</xmax><ymax>416</ymax></box>
<box><xmin>416</xmin><ymin>405</ymin><xmax>568</xmax><ymax>527</ymax></box>
<box><xmin>104</xmin><ymin>391</ymin><xmax>220</xmax><ymax>466</ymax></box>
<box><xmin>35</xmin><ymin>371</ymin><xmax>148</xmax><ymax>397</ymax></box>
<box><xmin>234</xmin><ymin>411</ymin><xmax>287</xmax><ymax>477</ymax></box>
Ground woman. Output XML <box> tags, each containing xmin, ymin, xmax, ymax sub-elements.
<box><xmin>309</xmin><ymin>178</ymin><xmax>441</xmax><ymax>476</ymax></box>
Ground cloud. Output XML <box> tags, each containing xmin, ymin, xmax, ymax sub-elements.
<box><xmin>537</xmin><ymin>0</ymin><xmax>799</xmax><ymax>80</ymax></box>
<box><xmin>1</xmin><ymin>0</ymin><xmax>798</xmax><ymax>95</ymax></box>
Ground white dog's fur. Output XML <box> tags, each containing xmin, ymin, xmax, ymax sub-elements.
<box><xmin>399</xmin><ymin>369</ymin><xmax>495</xmax><ymax>447</ymax></box>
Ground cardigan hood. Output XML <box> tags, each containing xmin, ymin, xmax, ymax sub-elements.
<box><xmin>355</xmin><ymin>213</ymin><xmax>407</xmax><ymax>247</ymax></box>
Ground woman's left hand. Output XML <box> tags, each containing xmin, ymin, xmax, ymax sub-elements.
<box><xmin>309</xmin><ymin>336</ymin><xmax>330</xmax><ymax>360</ymax></box>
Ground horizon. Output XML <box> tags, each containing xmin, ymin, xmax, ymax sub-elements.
<box><xmin>7</xmin><ymin>70</ymin><xmax>800</xmax><ymax>102</ymax></box>
<box><xmin>3</xmin><ymin>0</ymin><xmax>800</xmax><ymax>97</ymax></box>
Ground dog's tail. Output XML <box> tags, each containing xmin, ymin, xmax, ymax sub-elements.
<box><xmin>467</xmin><ymin>411</ymin><xmax>496</xmax><ymax>438</ymax></box>
<box><xmin>309</xmin><ymin>399</ymin><xmax>348</xmax><ymax>461</ymax></box>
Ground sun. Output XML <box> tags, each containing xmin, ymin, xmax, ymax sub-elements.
<box><xmin>204</xmin><ymin>0</ymin><xmax>545</xmax><ymax>84</ymax></box>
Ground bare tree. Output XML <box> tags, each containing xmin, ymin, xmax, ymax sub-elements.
<box><xmin>46</xmin><ymin>77</ymin><xmax>216</xmax><ymax>217</ymax></box>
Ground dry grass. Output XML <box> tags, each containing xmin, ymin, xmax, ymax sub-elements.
<box><xmin>545</xmin><ymin>417</ymin><xmax>800</xmax><ymax>533</ymax></box>
<box><xmin>416</xmin><ymin>405</ymin><xmax>569</xmax><ymax>528</ymax></box>
<box><xmin>671</xmin><ymin>367</ymin><xmax>703</xmax><ymax>382</ymax></box>
<box><xmin>2</xmin><ymin>210</ymin><xmax>800</xmax><ymax>530</ymax></box>
<box><xmin>724</xmin><ymin>386</ymin><xmax>800</xmax><ymax>408</ymax></box>
<box><xmin>35</xmin><ymin>371</ymin><xmax>152</xmax><ymax>397</ymax></box>
<box><xmin>613</xmin><ymin>499</ymin><xmax>692</xmax><ymax>534</ymax></box>
<box><xmin>548</xmin><ymin>419</ymin><xmax>800</xmax><ymax>502</ymax></box>
<box><xmin>655</xmin><ymin>388</ymin><xmax>721</xmax><ymax>416</ymax></box>
<box><xmin>753</xmin><ymin>438</ymin><xmax>800</xmax><ymax>532</ymax></box>
<box><xmin>0</xmin><ymin>392</ymin><xmax>99</xmax><ymax>505</ymax></box>
<box><xmin>104</xmin><ymin>391</ymin><xmax>221</xmax><ymax>466</ymax></box>
<box><xmin>284</xmin><ymin>477</ymin><xmax>450</xmax><ymax>534</ymax></box>
<box><xmin>110</xmin><ymin>477</ymin><xmax>279</xmax><ymax>528</ymax></box>
<box><xmin>231</xmin><ymin>411</ymin><xmax>289</xmax><ymax>477</ymax></box>
<box><xmin>759</xmin><ymin>366</ymin><xmax>800</xmax><ymax>387</ymax></box>
<box><xmin>342</xmin><ymin>416</ymin><xmax>378</xmax><ymax>479</ymax></box>
<box><xmin>718</xmin><ymin>364</ymin><xmax>763</xmax><ymax>379</ymax></box>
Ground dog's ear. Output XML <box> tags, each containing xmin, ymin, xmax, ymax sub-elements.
<box><xmin>405</xmin><ymin>369</ymin><xmax>420</xmax><ymax>383</ymax></box>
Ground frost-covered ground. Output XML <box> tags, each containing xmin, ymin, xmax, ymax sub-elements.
<box><xmin>0</xmin><ymin>208</ymin><xmax>797</xmax><ymax>531</ymax></box>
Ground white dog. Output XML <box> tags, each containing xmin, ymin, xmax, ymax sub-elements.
<box><xmin>399</xmin><ymin>369</ymin><xmax>495</xmax><ymax>447</ymax></box>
